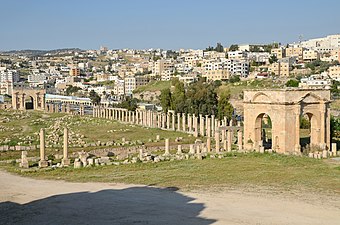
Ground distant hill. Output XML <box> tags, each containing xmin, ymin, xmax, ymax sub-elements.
<box><xmin>0</xmin><ymin>48</ymin><xmax>82</xmax><ymax>56</ymax></box>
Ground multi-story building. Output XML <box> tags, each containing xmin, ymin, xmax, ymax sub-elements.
<box><xmin>247</xmin><ymin>52</ymin><xmax>270</xmax><ymax>64</ymax></box>
<box><xmin>227</xmin><ymin>51</ymin><xmax>247</xmax><ymax>60</ymax></box>
<box><xmin>69</xmin><ymin>67</ymin><xmax>80</xmax><ymax>76</ymax></box>
<box><xmin>303</xmin><ymin>50</ymin><xmax>320</xmax><ymax>62</ymax></box>
<box><xmin>271</xmin><ymin>47</ymin><xmax>285</xmax><ymax>59</ymax></box>
<box><xmin>285</xmin><ymin>47</ymin><xmax>303</xmax><ymax>61</ymax></box>
<box><xmin>328</xmin><ymin>65</ymin><xmax>340</xmax><ymax>80</ymax></box>
<box><xmin>300</xmin><ymin>34</ymin><xmax>340</xmax><ymax>53</ymax></box>
<box><xmin>28</xmin><ymin>73</ymin><xmax>48</xmax><ymax>83</ymax></box>
<box><xmin>225</xmin><ymin>60</ymin><xmax>249</xmax><ymax>77</ymax></box>
<box><xmin>0</xmin><ymin>70</ymin><xmax>19</xmax><ymax>83</ymax></box>
<box><xmin>124</xmin><ymin>76</ymin><xmax>150</xmax><ymax>95</ymax></box>
<box><xmin>204</xmin><ymin>69</ymin><xmax>230</xmax><ymax>81</ymax></box>
<box><xmin>269</xmin><ymin>62</ymin><xmax>290</xmax><ymax>76</ymax></box>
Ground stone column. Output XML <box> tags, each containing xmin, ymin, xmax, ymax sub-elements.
<box><xmin>172</xmin><ymin>112</ymin><xmax>175</xmax><ymax>130</ymax></box>
<box><xmin>177</xmin><ymin>145</ymin><xmax>182</xmax><ymax>154</ymax></box>
<box><xmin>188</xmin><ymin>114</ymin><xmax>192</xmax><ymax>132</ymax></box>
<box><xmin>166</xmin><ymin>112</ymin><xmax>170</xmax><ymax>129</ymax></box>
<box><xmin>207</xmin><ymin>137</ymin><xmax>211</xmax><ymax>152</ymax></box>
<box><xmin>295</xmin><ymin>109</ymin><xmax>301</xmax><ymax>153</ymax></box>
<box><xmin>165</xmin><ymin>138</ymin><xmax>170</xmax><ymax>155</ymax></box>
<box><xmin>211</xmin><ymin>115</ymin><xmax>215</xmax><ymax>134</ymax></box>
<box><xmin>62</xmin><ymin>128</ymin><xmax>70</xmax><ymax>166</ymax></box>
<box><xmin>19</xmin><ymin>151</ymin><xmax>29</xmax><ymax>168</ymax></box>
<box><xmin>320</xmin><ymin>103</ymin><xmax>326</xmax><ymax>149</ymax></box>
<box><xmin>182</xmin><ymin>113</ymin><xmax>186</xmax><ymax>132</ymax></box>
<box><xmin>206</xmin><ymin>117</ymin><xmax>211</xmax><ymax>137</ymax></box>
<box><xmin>227</xmin><ymin>130</ymin><xmax>232</xmax><ymax>152</ymax></box>
<box><xmin>39</xmin><ymin>128</ymin><xmax>48</xmax><ymax>168</ymax></box>
<box><xmin>153</xmin><ymin>112</ymin><xmax>157</xmax><ymax>128</ymax></box>
<box><xmin>177</xmin><ymin>113</ymin><xmax>181</xmax><ymax>131</ymax></box>
<box><xmin>193</xmin><ymin>115</ymin><xmax>198</xmax><ymax>137</ymax></box>
<box><xmin>237</xmin><ymin>129</ymin><xmax>243</xmax><ymax>151</ymax></box>
<box><xmin>215</xmin><ymin>131</ymin><xmax>220</xmax><ymax>153</ymax></box>
<box><xmin>200</xmin><ymin>114</ymin><xmax>204</xmax><ymax>136</ymax></box>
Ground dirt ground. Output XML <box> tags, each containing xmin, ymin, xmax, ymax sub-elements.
<box><xmin>0</xmin><ymin>171</ymin><xmax>339</xmax><ymax>225</ymax></box>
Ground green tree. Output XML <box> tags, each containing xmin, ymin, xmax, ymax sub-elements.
<box><xmin>229</xmin><ymin>75</ymin><xmax>241</xmax><ymax>83</ymax></box>
<box><xmin>217</xmin><ymin>89</ymin><xmax>234</xmax><ymax>121</ymax></box>
<box><xmin>159</xmin><ymin>88</ymin><xmax>172</xmax><ymax>112</ymax></box>
<box><xmin>65</xmin><ymin>85</ymin><xmax>81</xmax><ymax>96</ymax></box>
<box><xmin>331</xmin><ymin>116</ymin><xmax>340</xmax><ymax>139</ymax></box>
<box><xmin>89</xmin><ymin>90</ymin><xmax>101</xmax><ymax>105</ymax></box>
<box><xmin>215</xmin><ymin>43</ymin><xmax>224</xmax><ymax>52</ymax></box>
<box><xmin>286</xmin><ymin>79</ymin><xmax>299</xmax><ymax>87</ymax></box>
<box><xmin>229</xmin><ymin>44</ymin><xmax>239</xmax><ymax>51</ymax></box>
<box><xmin>269</xmin><ymin>54</ymin><xmax>278</xmax><ymax>64</ymax></box>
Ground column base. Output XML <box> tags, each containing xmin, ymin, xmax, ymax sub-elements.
<box><xmin>62</xmin><ymin>158</ymin><xmax>71</xmax><ymax>166</ymax></box>
<box><xmin>39</xmin><ymin>160</ymin><xmax>48</xmax><ymax>168</ymax></box>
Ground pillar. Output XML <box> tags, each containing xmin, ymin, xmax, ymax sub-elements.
<box><xmin>211</xmin><ymin>115</ymin><xmax>215</xmax><ymax>134</ymax></box>
<box><xmin>62</xmin><ymin>128</ymin><xmax>70</xmax><ymax>166</ymax></box>
<box><xmin>237</xmin><ymin>129</ymin><xmax>243</xmax><ymax>151</ymax></box>
<box><xmin>227</xmin><ymin>130</ymin><xmax>232</xmax><ymax>152</ymax></box>
<box><xmin>167</xmin><ymin>113</ymin><xmax>170</xmax><ymax>129</ymax></box>
<box><xmin>177</xmin><ymin>113</ymin><xmax>181</xmax><ymax>131</ymax></box>
<box><xmin>215</xmin><ymin>131</ymin><xmax>220</xmax><ymax>153</ymax></box>
<box><xmin>207</xmin><ymin>137</ymin><xmax>211</xmax><ymax>152</ymax></box>
<box><xmin>182</xmin><ymin>113</ymin><xmax>186</xmax><ymax>132</ymax></box>
<box><xmin>165</xmin><ymin>138</ymin><xmax>170</xmax><ymax>155</ymax></box>
<box><xmin>188</xmin><ymin>114</ymin><xmax>192</xmax><ymax>132</ymax></box>
<box><xmin>193</xmin><ymin>115</ymin><xmax>198</xmax><ymax>137</ymax></box>
<box><xmin>39</xmin><ymin>128</ymin><xmax>48</xmax><ymax>168</ymax></box>
<box><xmin>200</xmin><ymin>114</ymin><xmax>204</xmax><ymax>136</ymax></box>
<box><xmin>172</xmin><ymin>112</ymin><xmax>175</xmax><ymax>130</ymax></box>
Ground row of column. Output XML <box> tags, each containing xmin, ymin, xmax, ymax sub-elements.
<box><xmin>92</xmin><ymin>107</ymin><xmax>239</xmax><ymax>138</ymax></box>
<box><xmin>45</xmin><ymin>103</ymin><xmax>85</xmax><ymax>115</ymax></box>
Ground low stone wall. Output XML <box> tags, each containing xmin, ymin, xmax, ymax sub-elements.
<box><xmin>89</xmin><ymin>144</ymin><xmax>192</xmax><ymax>160</ymax></box>
<box><xmin>0</xmin><ymin>145</ymin><xmax>37</xmax><ymax>151</ymax></box>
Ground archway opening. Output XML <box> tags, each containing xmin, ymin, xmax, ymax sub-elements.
<box><xmin>300</xmin><ymin>112</ymin><xmax>318</xmax><ymax>153</ymax></box>
<box><xmin>25</xmin><ymin>96</ymin><xmax>34</xmax><ymax>110</ymax></box>
<box><xmin>255</xmin><ymin>113</ymin><xmax>272</xmax><ymax>149</ymax></box>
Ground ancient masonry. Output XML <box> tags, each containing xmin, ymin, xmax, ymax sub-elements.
<box><xmin>92</xmin><ymin>106</ymin><xmax>243</xmax><ymax>151</ymax></box>
<box><xmin>12</xmin><ymin>88</ymin><xmax>46</xmax><ymax>110</ymax></box>
<box><xmin>243</xmin><ymin>89</ymin><xmax>332</xmax><ymax>154</ymax></box>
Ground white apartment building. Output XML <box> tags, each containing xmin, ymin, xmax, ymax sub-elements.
<box><xmin>225</xmin><ymin>60</ymin><xmax>249</xmax><ymax>77</ymax></box>
<box><xmin>300</xmin><ymin>34</ymin><xmax>340</xmax><ymax>53</ymax></box>
<box><xmin>247</xmin><ymin>52</ymin><xmax>270</xmax><ymax>64</ymax></box>
<box><xmin>299</xmin><ymin>73</ymin><xmax>332</xmax><ymax>88</ymax></box>
<box><xmin>124</xmin><ymin>76</ymin><xmax>150</xmax><ymax>95</ymax></box>
<box><xmin>0</xmin><ymin>70</ymin><xmax>19</xmax><ymax>83</ymax></box>
<box><xmin>227</xmin><ymin>51</ymin><xmax>247</xmax><ymax>60</ymax></box>
<box><xmin>28</xmin><ymin>73</ymin><xmax>48</xmax><ymax>83</ymax></box>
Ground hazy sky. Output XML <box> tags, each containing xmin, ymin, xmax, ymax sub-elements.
<box><xmin>0</xmin><ymin>0</ymin><xmax>339</xmax><ymax>51</ymax></box>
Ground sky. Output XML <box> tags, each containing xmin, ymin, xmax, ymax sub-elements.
<box><xmin>0</xmin><ymin>0</ymin><xmax>339</xmax><ymax>51</ymax></box>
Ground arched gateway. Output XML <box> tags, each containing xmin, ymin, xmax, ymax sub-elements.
<box><xmin>12</xmin><ymin>88</ymin><xmax>46</xmax><ymax>110</ymax></box>
<box><xmin>243</xmin><ymin>89</ymin><xmax>331</xmax><ymax>154</ymax></box>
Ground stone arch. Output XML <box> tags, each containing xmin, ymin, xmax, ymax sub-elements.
<box><xmin>244</xmin><ymin>89</ymin><xmax>331</xmax><ymax>154</ymax></box>
<box><xmin>252</xmin><ymin>92</ymin><xmax>272</xmax><ymax>103</ymax></box>
<box><xmin>12</xmin><ymin>88</ymin><xmax>46</xmax><ymax>111</ymax></box>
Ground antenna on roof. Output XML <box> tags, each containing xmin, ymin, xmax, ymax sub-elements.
<box><xmin>299</xmin><ymin>34</ymin><xmax>304</xmax><ymax>44</ymax></box>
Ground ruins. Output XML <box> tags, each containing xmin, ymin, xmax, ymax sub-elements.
<box><xmin>12</xmin><ymin>88</ymin><xmax>46</xmax><ymax>110</ymax></box>
<box><xmin>243</xmin><ymin>89</ymin><xmax>331</xmax><ymax>154</ymax></box>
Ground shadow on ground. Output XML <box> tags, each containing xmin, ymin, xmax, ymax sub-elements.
<box><xmin>0</xmin><ymin>186</ymin><xmax>215</xmax><ymax>225</ymax></box>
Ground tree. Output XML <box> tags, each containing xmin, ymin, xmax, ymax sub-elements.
<box><xmin>215</xmin><ymin>43</ymin><xmax>224</xmax><ymax>52</ymax></box>
<box><xmin>159</xmin><ymin>88</ymin><xmax>172</xmax><ymax>112</ymax></box>
<box><xmin>229</xmin><ymin>44</ymin><xmax>239</xmax><ymax>51</ymax></box>
<box><xmin>217</xmin><ymin>89</ymin><xmax>234</xmax><ymax>121</ymax></box>
<box><xmin>285</xmin><ymin>79</ymin><xmax>299</xmax><ymax>87</ymax></box>
<box><xmin>229</xmin><ymin>75</ymin><xmax>241</xmax><ymax>83</ymax></box>
<box><xmin>65</xmin><ymin>85</ymin><xmax>81</xmax><ymax>96</ymax></box>
<box><xmin>89</xmin><ymin>90</ymin><xmax>101</xmax><ymax>105</ymax></box>
<box><xmin>269</xmin><ymin>54</ymin><xmax>278</xmax><ymax>64</ymax></box>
